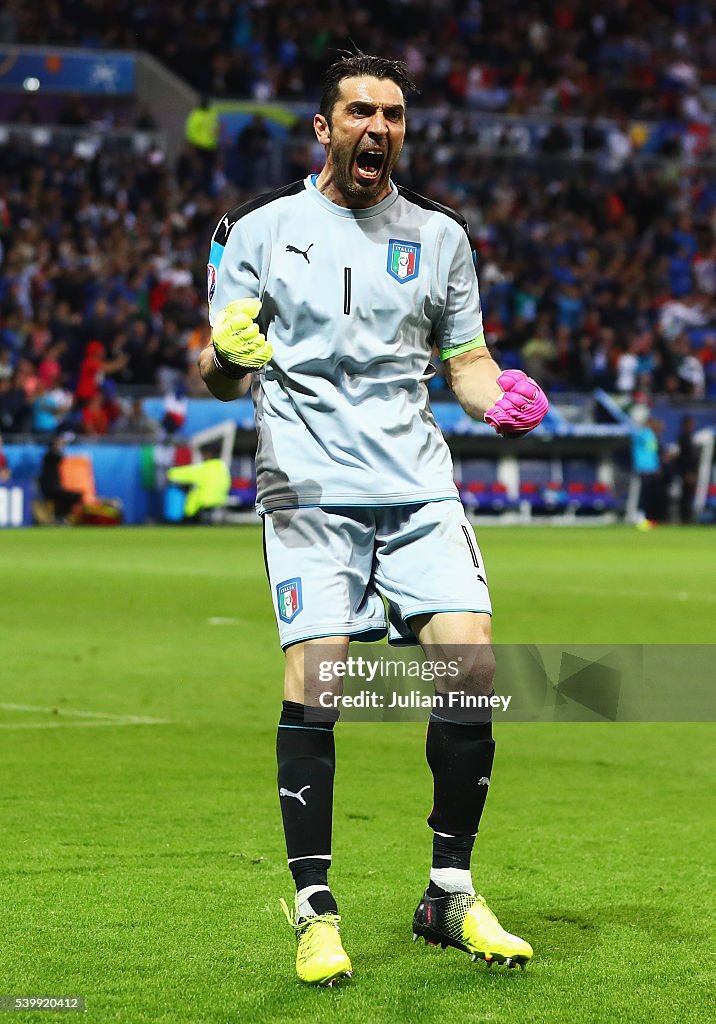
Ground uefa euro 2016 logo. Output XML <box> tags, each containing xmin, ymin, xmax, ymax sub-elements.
<box><xmin>277</xmin><ymin>578</ymin><xmax>303</xmax><ymax>623</ymax></box>
<box><xmin>387</xmin><ymin>239</ymin><xmax>421</xmax><ymax>283</ymax></box>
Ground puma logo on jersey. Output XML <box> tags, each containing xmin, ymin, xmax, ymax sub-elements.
<box><xmin>478</xmin><ymin>777</ymin><xmax>490</xmax><ymax>786</ymax></box>
<box><xmin>286</xmin><ymin>243</ymin><xmax>314</xmax><ymax>263</ymax></box>
<box><xmin>279</xmin><ymin>785</ymin><xmax>311</xmax><ymax>805</ymax></box>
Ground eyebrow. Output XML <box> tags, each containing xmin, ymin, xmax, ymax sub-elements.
<box><xmin>347</xmin><ymin>101</ymin><xmax>405</xmax><ymax>115</ymax></box>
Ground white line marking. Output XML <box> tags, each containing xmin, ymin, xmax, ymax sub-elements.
<box><xmin>0</xmin><ymin>722</ymin><xmax>155</xmax><ymax>730</ymax></box>
<box><xmin>207</xmin><ymin>617</ymin><xmax>242</xmax><ymax>625</ymax></box>
<box><xmin>0</xmin><ymin>703</ymin><xmax>171</xmax><ymax>725</ymax></box>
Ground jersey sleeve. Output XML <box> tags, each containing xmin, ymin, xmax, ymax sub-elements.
<box><xmin>432</xmin><ymin>226</ymin><xmax>486</xmax><ymax>361</ymax></box>
<box><xmin>207</xmin><ymin>213</ymin><xmax>261</xmax><ymax>327</ymax></box>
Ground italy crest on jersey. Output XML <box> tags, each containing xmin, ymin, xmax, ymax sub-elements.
<box><xmin>277</xmin><ymin>577</ymin><xmax>303</xmax><ymax>623</ymax></box>
<box><xmin>207</xmin><ymin>263</ymin><xmax>217</xmax><ymax>303</ymax></box>
<box><xmin>387</xmin><ymin>239</ymin><xmax>421</xmax><ymax>283</ymax></box>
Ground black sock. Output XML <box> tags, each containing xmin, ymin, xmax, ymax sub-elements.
<box><xmin>425</xmin><ymin>715</ymin><xmax>495</xmax><ymax>894</ymax></box>
<box><xmin>277</xmin><ymin>700</ymin><xmax>337</xmax><ymax>915</ymax></box>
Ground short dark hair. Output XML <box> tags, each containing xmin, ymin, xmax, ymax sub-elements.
<box><xmin>320</xmin><ymin>52</ymin><xmax>418</xmax><ymax>124</ymax></box>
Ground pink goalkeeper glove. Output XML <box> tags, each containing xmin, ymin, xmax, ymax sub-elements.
<box><xmin>484</xmin><ymin>369</ymin><xmax>549</xmax><ymax>436</ymax></box>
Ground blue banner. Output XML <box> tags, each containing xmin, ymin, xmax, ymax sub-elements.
<box><xmin>0</xmin><ymin>48</ymin><xmax>135</xmax><ymax>95</ymax></box>
<box><xmin>4</xmin><ymin>445</ymin><xmax>147</xmax><ymax>524</ymax></box>
<box><xmin>0</xmin><ymin>482</ymin><xmax>33</xmax><ymax>527</ymax></box>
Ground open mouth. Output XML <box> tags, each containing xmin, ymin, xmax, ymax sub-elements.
<box><xmin>354</xmin><ymin>150</ymin><xmax>385</xmax><ymax>182</ymax></box>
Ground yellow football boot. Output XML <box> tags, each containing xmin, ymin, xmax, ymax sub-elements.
<box><xmin>412</xmin><ymin>890</ymin><xmax>533</xmax><ymax>968</ymax></box>
<box><xmin>279</xmin><ymin>897</ymin><xmax>352</xmax><ymax>986</ymax></box>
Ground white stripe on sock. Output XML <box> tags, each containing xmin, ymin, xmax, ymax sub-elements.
<box><xmin>287</xmin><ymin>854</ymin><xmax>331</xmax><ymax>864</ymax></box>
<box><xmin>297</xmin><ymin>885</ymin><xmax>330</xmax><ymax>918</ymax></box>
<box><xmin>430</xmin><ymin>867</ymin><xmax>475</xmax><ymax>896</ymax></box>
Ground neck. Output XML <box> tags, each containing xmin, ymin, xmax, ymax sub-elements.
<box><xmin>314</xmin><ymin>167</ymin><xmax>392</xmax><ymax>210</ymax></box>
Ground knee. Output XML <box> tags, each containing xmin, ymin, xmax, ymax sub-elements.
<box><xmin>436</xmin><ymin>619</ymin><xmax>495</xmax><ymax>697</ymax></box>
<box><xmin>284</xmin><ymin>643</ymin><xmax>345</xmax><ymax>706</ymax></box>
<box><xmin>452</xmin><ymin>643</ymin><xmax>496</xmax><ymax>698</ymax></box>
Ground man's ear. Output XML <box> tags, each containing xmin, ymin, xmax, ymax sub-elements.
<box><xmin>314</xmin><ymin>113</ymin><xmax>331</xmax><ymax>145</ymax></box>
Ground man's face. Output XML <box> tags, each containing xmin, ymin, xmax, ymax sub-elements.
<box><xmin>314</xmin><ymin>76</ymin><xmax>406</xmax><ymax>207</ymax></box>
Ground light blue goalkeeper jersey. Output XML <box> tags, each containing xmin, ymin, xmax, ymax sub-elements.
<box><xmin>208</xmin><ymin>175</ymin><xmax>485</xmax><ymax>513</ymax></box>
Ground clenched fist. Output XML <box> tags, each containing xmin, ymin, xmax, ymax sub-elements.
<box><xmin>484</xmin><ymin>370</ymin><xmax>549</xmax><ymax>436</ymax></box>
<box><xmin>212</xmin><ymin>298</ymin><xmax>272</xmax><ymax>378</ymax></box>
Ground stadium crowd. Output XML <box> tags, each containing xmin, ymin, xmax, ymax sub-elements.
<box><xmin>1</xmin><ymin>131</ymin><xmax>714</xmax><ymax>440</ymax></box>
<box><xmin>6</xmin><ymin>0</ymin><xmax>716</xmax><ymax>122</ymax></box>
<box><xmin>1</xmin><ymin>2</ymin><xmax>715</xmax><ymax>437</ymax></box>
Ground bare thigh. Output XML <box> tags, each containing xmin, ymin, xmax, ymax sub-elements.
<box><xmin>284</xmin><ymin>636</ymin><xmax>351</xmax><ymax>705</ymax></box>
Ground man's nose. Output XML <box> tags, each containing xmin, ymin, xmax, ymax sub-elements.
<box><xmin>367</xmin><ymin>111</ymin><xmax>388</xmax><ymax>137</ymax></box>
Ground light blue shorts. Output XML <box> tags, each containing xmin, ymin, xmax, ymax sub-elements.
<box><xmin>262</xmin><ymin>500</ymin><xmax>491</xmax><ymax>649</ymax></box>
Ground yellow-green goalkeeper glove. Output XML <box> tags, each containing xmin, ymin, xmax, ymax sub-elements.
<box><xmin>211</xmin><ymin>298</ymin><xmax>272</xmax><ymax>379</ymax></box>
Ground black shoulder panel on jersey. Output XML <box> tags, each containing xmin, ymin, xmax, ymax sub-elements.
<box><xmin>212</xmin><ymin>179</ymin><xmax>307</xmax><ymax>245</ymax></box>
<box><xmin>395</xmin><ymin>184</ymin><xmax>470</xmax><ymax>237</ymax></box>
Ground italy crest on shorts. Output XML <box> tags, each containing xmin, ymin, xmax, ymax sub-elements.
<box><xmin>277</xmin><ymin>577</ymin><xmax>303</xmax><ymax>623</ymax></box>
<box><xmin>387</xmin><ymin>239</ymin><xmax>421</xmax><ymax>283</ymax></box>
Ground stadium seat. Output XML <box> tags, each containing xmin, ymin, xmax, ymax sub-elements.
<box><xmin>488</xmin><ymin>481</ymin><xmax>514</xmax><ymax>512</ymax></box>
<box><xmin>519</xmin><ymin>481</ymin><xmax>540</xmax><ymax>506</ymax></box>
<box><xmin>542</xmin><ymin>481</ymin><xmax>569</xmax><ymax>512</ymax></box>
<box><xmin>229</xmin><ymin>476</ymin><xmax>257</xmax><ymax>509</ymax></box>
<box><xmin>589</xmin><ymin>482</ymin><xmax>619</xmax><ymax>512</ymax></box>
<box><xmin>459</xmin><ymin>479</ymin><xmax>516</xmax><ymax>514</ymax></box>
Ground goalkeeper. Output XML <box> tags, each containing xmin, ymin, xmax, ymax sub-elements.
<box><xmin>199</xmin><ymin>53</ymin><xmax>548</xmax><ymax>988</ymax></box>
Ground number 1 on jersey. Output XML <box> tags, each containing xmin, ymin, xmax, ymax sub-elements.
<box><xmin>343</xmin><ymin>267</ymin><xmax>351</xmax><ymax>315</ymax></box>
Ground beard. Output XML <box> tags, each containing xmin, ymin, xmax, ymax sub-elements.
<box><xmin>330</xmin><ymin>138</ymin><xmax>396</xmax><ymax>206</ymax></box>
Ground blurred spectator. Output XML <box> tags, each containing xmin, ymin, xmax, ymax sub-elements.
<box><xmin>0</xmin><ymin>434</ymin><xmax>10</xmax><ymax>482</ymax></box>
<box><xmin>31</xmin><ymin>383</ymin><xmax>72</xmax><ymax>436</ymax></box>
<box><xmin>672</xmin><ymin>334</ymin><xmax>707</xmax><ymax>397</ymax></box>
<box><xmin>134</xmin><ymin>103</ymin><xmax>158</xmax><ymax>131</ymax></box>
<box><xmin>185</xmin><ymin>95</ymin><xmax>219</xmax><ymax>188</ymax></box>
<box><xmin>12</xmin><ymin>96</ymin><xmax>39</xmax><ymax>125</ymax></box>
<box><xmin>59</xmin><ymin>97</ymin><xmax>91</xmax><ymax>127</ymax></box>
<box><xmin>582</xmin><ymin>118</ymin><xmax>605</xmax><ymax>156</ymax></box>
<box><xmin>37</xmin><ymin>436</ymin><xmax>83</xmax><ymax>522</ymax></box>
<box><xmin>166</xmin><ymin>445</ymin><xmax>231</xmax><ymax>522</ymax></box>
<box><xmin>156</xmin><ymin>318</ymin><xmax>189</xmax><ymax>395</ymax></box>
<box><xmin>675</xmin><ymin>415</ymin><xmax>700</xmax><ymax>524</ymax></box>
<box><xmin>80</xmin><ymin>394</ymin><xmax>106</xmax><ymax>436</ymax></box>
<box><xmin>185</xmin><ymin>96</ymin><xmax>219</xmax><ymax>154</ymax></box>
<box><xmin>236</xmin><ymin>115</ymin><xmax>272</xmax><ymax>190</ymax></box>
<box><xmin>0</xmin><ymin>347</ymin><xmax>12</xmax><ymax>381</ymax></box>
<box><xmin>521</xmin><ymin>323</ymin><xmax>556</xmax><ymax>383</ymax></box>
<box><xmin>75</xmin><ymin>341</ymin><xmax>128</xmax><ymax>405</ymax></box>
<box><xmin>631</xmin><ymin>412</ymin><xmax>668</xmax><ymax>523</ymax></box>
<box><xmin>541</xmin><ymin>120</ymin><xmax>573</xmax><ymax>157</ymax></box>
<box><xmin>37</xmin><ymin>341</ymin><xmax>66</xmax><ymax>390</ymax></box>
<box><xmin>0</xmin><ymin>374</ymin><xmax>29</xmax><ymax>433</ymax></box>
<box><xmin>616</xmin><ymin>340</ymin><xmax>639</xmax><ymax>395</ymax></box>
<box><xmin>115</xmin><ymin>399</ymin><xmax>160</xmax><ymax>438</ymax></box>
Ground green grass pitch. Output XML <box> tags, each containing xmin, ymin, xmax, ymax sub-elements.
<box><xmin>0</xmin><ymin>525</ymin><xmax>714</xmax><ymax>1024</ymax></box>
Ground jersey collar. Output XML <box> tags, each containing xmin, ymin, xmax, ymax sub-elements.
<box><xmin>305</xmin><ymin>174</ymin><xmax>399</xmax><ymax>219</ymax></box>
